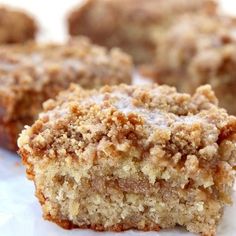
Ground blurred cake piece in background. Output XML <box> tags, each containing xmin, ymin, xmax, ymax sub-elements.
<box><xmin>141</xmin><ymin>13</ymin><xmax>236</xmax><ymax>115</ymax></box>
<box><xmin>67</xmin><ymin>0</ymin><xmax>217</xmax><ymax>64</ymax></box>
<box><xmin>0</xmin><ymin>37</ymin><xmax>133</xmax><ymax>151</ymax></box>
<box><xmin>0</xmin><ymin>5</ymin><xmax>37</xmax><ymax>44</ymax></box>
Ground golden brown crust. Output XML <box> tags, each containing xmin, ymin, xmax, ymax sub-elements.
<box><xmin>44</xmin><ymin>212</ymin><xmax>161</xmax><ymax>232</ymax></box>
<box><xmin>20</xmin><ymin>148</ymin><xmax>34</xmax><ymax>179</ymax></box>
<box><xmin>0</xmin><ymin>5</ymin><xmax>37</xmax><ymax>44</ymax></box>
<box><xmin>0</xmin><ymin>37</ymin><xmax>132</xmax><ymax>150</ymax></box>
<box><xmin>19</xmin><ymin>84</ymin><xmax>236</xmax><ymax>235</ymax></box>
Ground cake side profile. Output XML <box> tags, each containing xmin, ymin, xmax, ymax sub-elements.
<box><xmin>18</xmin><ymin>84</ymin><xmax>236</xmax><ymax>235</ymax></box>
<box><xmin>0</xmin><ymin>5</ymin><xmax>37</xmax><ymax>44</ymax></box>
<box><xmin>141</xmin><ymin>14</ymin><xmax>236</xmax><ymax>115</ymax></box>
<box><xmin>67</xmin><ymin>0</ymin><xmax>217</xmax><ymax>64</ymax></box>
<box><xmin>0</xmin><ymin>37</ymin><xmax>132</xmax><ymax>150</ymax></box>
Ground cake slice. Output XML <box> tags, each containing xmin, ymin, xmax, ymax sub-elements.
<box><xmin>0</xmin><ymin>5</ymin><xmax>37</xmax><ymax>44</ymax></box>
<box><xmin>18</xmin><ymin>84</ymin><xmax>236</xmax><ymax>235</ymax></box>
<box><xmin>141</xmin><ymin>14</ymin><xmax>236</xmax><ymax>115</ymax></box>
<box><xmin>67</xmin><ymin>0</ymin><xmax>217</xmax><ymax>64</ymax></box>
<box><xmin>0</xmin><ymin>37</ymin><xmax>132</xmax><ymax>150</ymax></box>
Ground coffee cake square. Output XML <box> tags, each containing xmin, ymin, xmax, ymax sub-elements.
<box><xmin>19</xmin><ymin>84</ymin><xmax>236</xmax><ymax>235</ymax></box>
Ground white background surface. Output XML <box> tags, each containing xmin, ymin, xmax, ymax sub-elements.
<box><xmin>0</xmin><ymin>0</ymin><xmax>236</xmax><ymax>235</ymax></box>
